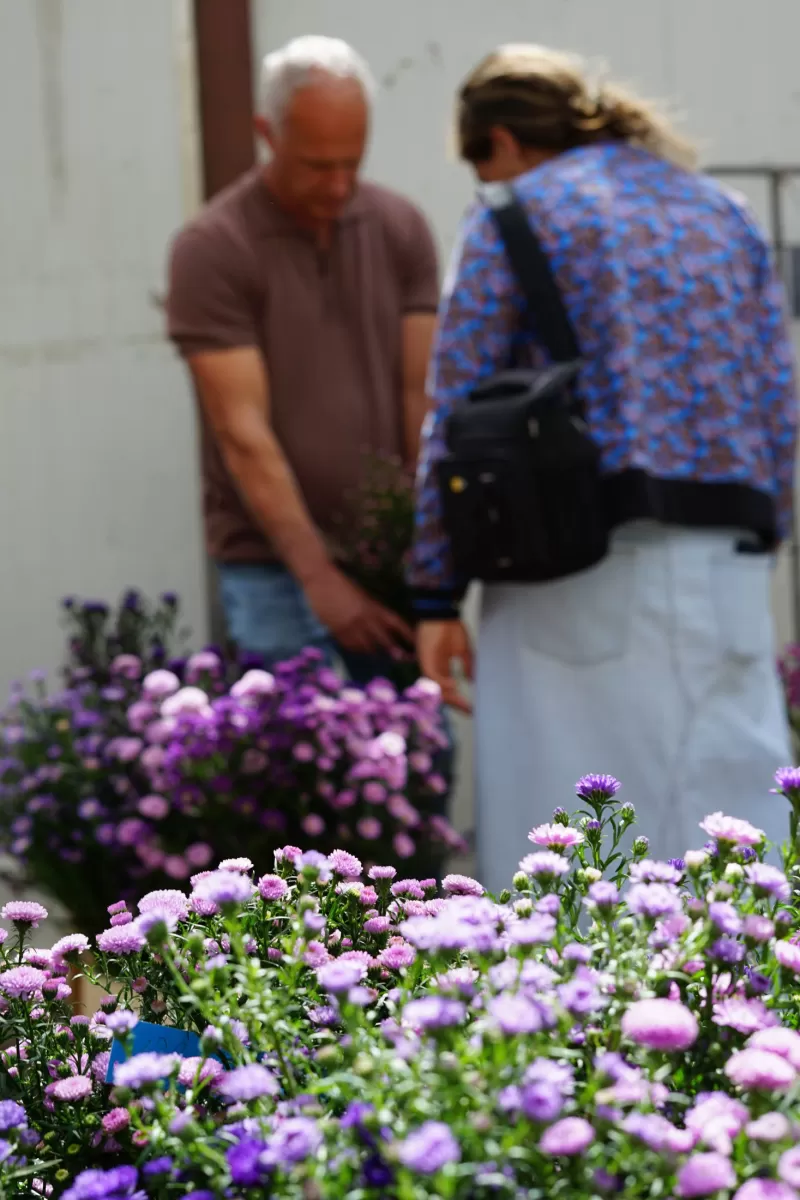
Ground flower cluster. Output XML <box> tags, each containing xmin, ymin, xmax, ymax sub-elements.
<box><xmin>4</xmin><ymin>775</ymin><xmax>800</xmax><ymax>1198</ymax></box>
<box><xmin>0</xmin><ymin>619</ymin><xmax>456</xmax><ymax>932</ymax></box>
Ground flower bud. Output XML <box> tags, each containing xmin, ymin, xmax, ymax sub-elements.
<box><xmin>514</xmin><ymin>898</ymin><xmax>533</xmax><ymax>917</ymax></box>
<box><xmin>723</xmin><ymin>863</ymin><xmax>744</xmax><ymax>881</ymax></box>
<box><xmin>632</xmin><ymin>836</ymin><xmax>649</xmax><ymax>857</ymax></box>
<box><xmin>583</xmin><ymin>868</ymin><xmax>602</xmax><ymax>884</ymax></box>
<box><xmin>512</xmin><ymin>872</ymin><xmax>530</xmax><ymax>892</ymax></box>
<box><xmin>685</xmin><ymin>850</ymin><xmax>708</xmax><ymax>871</ymax></box>
<box><xmin>552</xmin><ymin>808</ymin><xmax>569</xmax><ymax>826</ymax></box>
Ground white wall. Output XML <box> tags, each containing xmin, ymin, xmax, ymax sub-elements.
<box><xmin>253</xmin><ymin>0</ymin><xmax>800</xmax><ymax>848</ymax></box>
<box><xmin>0</xmin><ymin>0</ymin><xmax>207</xmax><ymax>703</ymax></box>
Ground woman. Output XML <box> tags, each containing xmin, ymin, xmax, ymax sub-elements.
<box><xmin>410</xmin><ymin>45</ymin><xmax>798</xmax><ymax>893</ymax></box>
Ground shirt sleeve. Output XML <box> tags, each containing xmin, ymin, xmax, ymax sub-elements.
<box><xmin>408</xmin><ymin>205</ymin><xmax>524</xmax><ymax>613</ymax></box>
<box><xmin>752</xmin><ymin>238</ymin><xmax>799</xmax><ymax>541</ymax></box>
<box><xmin>397</xmin><ymin>205</ymin><xmax>440</xmax><ymax>314</ymax></box>
<box><xmin>166</xmin><ymin>226</ymin><xmax>259</xmax><ymax>358</ymax></box>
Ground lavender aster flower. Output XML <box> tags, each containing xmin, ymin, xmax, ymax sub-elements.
<box><xmin>0</xmin><ymin>901</ymin><xmax>48</xmax><ymax>927</ymax></box>
<box><xmin>488</xmin><ymin>993</ymin><xmax>542</xmax><ymax>1035</ymax></box>
<box><xmin>62</xmin><ymin>1166</ymin><xmax>141</xmax><ymax>1200</ymax></box>
<box><xmin>105</xmin><ymin>1010</ymin><xmax>139</xmax><ymax>1037</ymax></box>
<box><xmin>397</xmin><ymin>1122</ymin><xmax>460</xmax><ymax>1173</ymax></box>
<box><xmin>711</xmin><ymin>938</ymin><xmax>746</xmax><ymax>965</ymax></box>
<box><xmin>518</xmin><ymin>852</ymin><xmax>570</xmax><ymax>880</ymax></box>
<box><xmin>192</xmin><ymin>870</ymin><xmax>254</xmax><ymax>910</ymax></box>
<box><xmin>676</xmin><ymin>1153</ymin><xmax>736</xmax><ymax>1197</ymax></box>
<box><xmin>218</xmin><ymin>1063</ymin><xmax>278</xmax><ymax>1102</ymax></box>
<box><xmin>708</xmin><ymin>901</ymin><xmax>742</xmax><ymax>935</ymax></box>
<box><xmin>585</xmin><ymin>881</ymin><xmax>620</xmax><ymax>911</ymax></box>
<box><xmin>50</xmin><ymin>934</ymin><xmax>90</xmax><ymax>965</ymax></box>
<box><xmin>403</xmin><ymin>997</ymin><xmax>465</xmax><ymax>1031</ymax></box>
<box><xmin>626</xmin><ymin>883</ymin><xmax>682</xmax><ymax>920</ymax></box>
<box><xmin>774</xmin><ymin>766</ymin><xmax>800</xmax><ymax>796</ymax></box>
<box><xmin>113</xmin><ymin>1052</ymin><xmax>180</xmax><ymax>1089</ymax></box>
<box><xmin>328</xmin><ymin>850</ymin><xmax>363</xmax><ymax>878</ymax></box>
<box><xmin>725</xmin><ymin>1048</ymin><xmax>796</xmax><ymax>1091</ymax></box>
<box><xmin>442</xmin><ymin>874</ymin><xmax>484</xmax><ymax>897</ymax></box>
<box><xmin>317</xmin><ymin>959</ymin><xmax>368</xmax><ymax>993</ymax></box>
<box><xmin>96</xmin><ymin>927</ymin><xmax>146</xmax><ymax>955</ymax></box>
<box><xmin>734</xmin><ymin>1181</ymin><xmax>799</xmax><ymax>1200</ymax></box>
<box><xmin>258</xmin><ymin>874</ymin><xmax>289</xmax><ymax>901</ymax></box>
<box><xmin>264</xmin><ymin>1117</ymin><xmax>322</xmax><ymax>1166</ymax></box>
<box><xmin>630</xmin><ymin>860</ymin><xmax>683</xmax><ymax>884</ymax></box>
<box><xmin>745</xmin><ymin>863</ymin><xmax>791</xmax><ymax>902</ymax></box>
<box><xmin>748</xmin><ymin>1027</ymin><xmax>800</xmax><ymax>1069</ymax></box>
<box><xmin>746</xmin><ymin>1113</ymin><xmax>792</xmax><ymax>1142</ymax></box>
<box><xmin>540</xmin><ymin>1116</ymin><xmax>595</xmax><ymax>1156</ymax></box>
<box><xmin>777</xmin><ymin>1148</ymin><xmax>800</xmax><ymax>1188</ymax></box>
<box><xmin>713</xmin><ymin>998</ymin><xmax>777</xmax><ymax>1035</ymax></box>
<box><xmin>137</xmin><ymin>890</ymin><xmax>190</xmax><ymax>920</ymax></box>
<box><xmin>621</xmin><ymin>999</ymin><xmax>699</xmax><ymax>1051</ymax></box>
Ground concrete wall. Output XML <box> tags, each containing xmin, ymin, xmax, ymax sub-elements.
<box><xmin>0</xmin><ymin>0</ymin><xmax>208</xmax><ymax>704</ymax></box>
<box><xmin>252</xmin><ymin>0</ymin><xmax>800</xmax><ymax>851</ymax></box>
<box><xmin>0</xmin><ymin>0</ymin><xmax>206</xmax><ymax>936</ymax></box>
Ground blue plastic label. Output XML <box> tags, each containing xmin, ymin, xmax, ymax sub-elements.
<box><xmin>105</xmin><ymin>1021</ymin><xmax>205</xmax><ymax>1084</ymax></box>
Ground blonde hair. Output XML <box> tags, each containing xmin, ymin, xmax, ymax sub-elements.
<box><xmin>457</xmin><ymin>44</ymin><xmax>697</xmax><ymax>171</ymax></box>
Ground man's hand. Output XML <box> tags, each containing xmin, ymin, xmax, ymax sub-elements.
<box><xmin>304</xmin><ymin>565</ymin><xmax>415</xmax><ymax>655</ymax></box>
<box><xmin>417</xmin><ymin>619</ymin><xmax>473</xmax><ymax>714</ymax></box>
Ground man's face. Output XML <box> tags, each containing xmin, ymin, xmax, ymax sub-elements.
<box><xmin>257</xmin><ymin>79</ymin><xmax>369</xmax><ymax>224</ymax></box>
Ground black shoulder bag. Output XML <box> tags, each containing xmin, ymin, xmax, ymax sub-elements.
<box><xmin>437</xmin><ymin>185</ymin><xmax>609</xmax><ymax>584</ymax></box>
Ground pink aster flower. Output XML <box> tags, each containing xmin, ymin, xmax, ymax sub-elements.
<box><xmin>748</xmin><ymin>1028</ymin><xmax>800</xmax><ymax>1070</ymax></box>
<box><xmin>137</xmin><ymin>890</ymin><xmax>190</xmax><ymax>921</ymax></box>
<box><xmin>378</xmin><ymin>942</ymin><xmax>417</xmax><ymax>969</ymax></box>
<box><xmin>442</xmin><ymin>874</ymin><xmax>484</xmax><ymax>897</ymax></box>
<box><xmin>230</xmin><ymin>669</ymin><xmax>275</xmax><ymax>698</ymax></box>
<box><xmin>519</xmin><ymin>852</ymin><xmax>571</xmax><ymax>879</ymax></box>
<box><xmin>52</xmin><ymin>1076</ymin><xmax>92</xmax><ymax>1101</ymax></box>
<box><xmin>746</xmin><ymin>1113</ymin><xmax>792</xmax><ymax>1142</ymax></box>
<box><xmin>258</xmin><ymin>874</ymin><xmax>289</xmax><ymax>901</ymax></box>
<box><xmin>713</xmin><ymin>997</ymin><xmax>779</xmax><ymax>1035</ymax></box>
<box><xmin>161</xmin><ymin>686</ymin><xmax>211</xmax><ymax>717</ymax></box>
<box><xmin>775</xmin><ymin>942</ymin><xmax>800</xmax><ymax>975</ymax></box>
<box><xmin>528</xmin><ymin>823</ymin><xmax>584</xmax><ymax>851</ymax></box>
<box><xmin>734</xmin><ymin>1182</ymin><xmax>799</xmax><ymax>1200</ymax></box>
<box><xmin>539</xmin><ymin>1117</ymin><xmax>595</xmax><ymax>1156</ymax></box>
<box><xmin>328</xmin><ymin>850</ymin><xmax>363</xmax><ymax>879</ymax></box>
<box><xmin>95</xmin><ymin>927</ymin><xmax>146</xmax><ymax>955</ymax></box>
<box><xmin>725</xmin><ymin>1048</ymin><xmax>797</xmax><ymax>1091</ymax></box>
<box><xmin>1</xmin><ymin>901</ymin><xmax>48</xmax><ymax>927</ymax></box>
<box><xmin>699</xmin><ymin>812</ymin><xmax>764</xmax><ymax>846</ymax></box>
<box><xmin>177</xmin><ymin>1057</ymin><xmax>225</xmax><ymax>1088</ymax></box>
<box><xmin>102</xmin><ymin>1107</ymin><xmax>131</xmax><ymax>1134</ymax></box>
<box><xmin>137</xmin><ymin>794</ymin><xmax>169</xmax><ymax>820</ymax></box>
<box><xmin>621</xmin><ymin>998</ymin><xmax>699</xmax><ymax>1051</ymax></box>
<box><xmin>0</xmin><ymin>966</ymin><xmax>47</xmax><ymax>999</ymax></box>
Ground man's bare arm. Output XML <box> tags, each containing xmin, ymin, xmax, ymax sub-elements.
<box><xmin>401</xmin><ymin>313</ymin><xmax>437</xmax><ymax>466</ymax></box>
<box><xmin>189</xmin><ymin>346</ymin><xmax>331</xmax><ymax>586</ymax></box>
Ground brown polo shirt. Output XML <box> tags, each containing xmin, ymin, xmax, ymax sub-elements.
<box><xmin>166</xmin><ymin>168</ymin><xmax>439</xmax><ymax>563</ymax></box>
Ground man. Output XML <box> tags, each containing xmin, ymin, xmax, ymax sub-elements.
<box><xmin>167</xmin><ymin>36</ymin><xmax>439</xmax><ymax>677</ymax></box>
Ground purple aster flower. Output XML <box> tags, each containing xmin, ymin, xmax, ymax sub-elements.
<box><xmin>263</xmin><ymin>1117</ymin><xmax>322</xmax><ymax>1166</ymax></box>
<box><xmin>746</xmin><ymin>1113</ymin><xmax>791</xmax><ymax>1142</ymax></box>
<box><xmin>700</xmin><ymin>812</ymin><xmax>764</xmax><ymax>847</ymax></box>
<box><xmin>0</xmin><ymin>1101</ymin><xmax>27</xmax><ymax>1131</ymax></box>
<box><xmin>328</xmin><ymin>850</ymin><xmax>363</xmax><ymax>878</ymax></box>
<box><xmin>442</xmin><ymin>873</ymin><xmax>484</xmax><ymax>897</ymax></box>
<box><xmin>725</xmin><ymin>1048</ymin><xmax>796</xmax><ymax>1091</ymax></box>
<box><xmin>113</xmin><ymin>1052</ymin><xmax>180</xmax><ymax>1090</ymax></box>
<box><xmin>62</xmin><ymin>1166</ymin><xmax>141</xmax><ymax>1200</ymax></box>
<box><xmin>217</xmin><ymin>857</ymin><xmax>254</xmax><ymax>873</ymax></box>
<box><xmin>630</xmin><ymin>860</ymin><xmax>684</xmax><ymax>884</ymax></box>
<box><xmin>518</xmin><ymin>852</ymin><xmax>570</xmax><ymax>880</ymax></box>
<box><xmin>708</xmin><ymin>902</ymin><xmax>742</xmax><ymax>936</ymax></box>
<box><xmin>403</xmin><ymin>997</ymin><xmax>465</xmax><ymax>1031</ymax></box>
<box><xmin>218</xmin><ymin>1064</ymin><xmax>278</xmax><ymax>1102</ymax></box>
<box><xmin>621</xmin><ymin>998</ymin><xmax>699</xmax><ymax>1051</ymax></box>
<box><xmin>397</xmin><ymin>1122</ymin><xmax>460</xmax><ymax>1173</ymax></box>
<box><xmin>734</xmin><ymin>1182</ymin><xmax>799</xmax><ymax>1200</ymax></box>
<box><xmin>585</xmin><ymin>880</ymin><xmax>620</xmax><ymax>910</ymax></box>
<box><xmin>774</xmin><ymin>766</ymin><xmax>800</xmax><ymax>796</ymax></box>
<box><xmin>676</xmin><ymin>1153</ymin><xmax>736</xmax><ymax>1197</ymax></box>
<box><xmin>141</xmin><ymin>1157</ymin><xmax>173</xmax><ymax>1179</ymax></box>
<box><xmin>96</xmin><ymin>927</ymin><xmax>145</xmax><ymax>955</ymax></box>
<box><xmin>368</xmin><ymin>865</ymin><xmax>397</xmax><ymax>882</ymax></box>
<box><xmin>539</xmin><ymin>1116</ymin><xmax>595</xmax><ymax>1156</ymax></box>
<box><xmin>227</xmin><ymin>1139</ymin><xmax>268</xmax><ymax>1188</ymax></box>
<box><xmin>137</xmin><ymin>890</ymin><xmax>190</xmax><ymax>920</ymax></box>
<box><xmin>178</xmin><ymin>1057</ymin><xmax>224</xmax><ymax>1088</ymax></box>
<box><xmin>626</xmin><ymin>883</ymin><xmax>682</xmax><ymax>920</ymax></box>
<box><xmin>0</xmin><ymin>966</ymin><xmax>46</xmax><ymax>999</ymax></box>
<box><xmin>622</xmin><ymin>1112</ymin><xmax>694</xmax><ymax>1154</ymax></box>
<box><xmin>50</xmin><ymin>934</ymin><xmax>90</xmax><ymax>966</ymax></box>
<box><xmin>559</xmin><ymin>976</ymin><xmax>606</xmax><ymax>1016</ymax></box>
<box><xmin>488</xmin><ymin>993</ymin><xmax>542</xmax><ymax>1035</ymax></box>
<box><xmin>575</xmin><ymin>774</ymin><xmax>620</xmax><ymax>802</ymax></box>
<box><xmin>362</xmin><ymin>1155</ymin><xmax>394</xmax><ymax>1188</ymax></box>
<box><xmin>745</xmin><ymin>863</ymin><xmax>791</xmax><ymax>902</ymax></box>
<box><xmin>52</xmin><ymin>1076</ymin><xmax>92</xmax><ymax>1101</ymax></box>
<box><xmin>192</xmin><ymin>870</ymin><xmax>254</xmax><ymax>909</ymax></box>
<box><xmin>711</xmin><ymin>938</ymin><xmax>746</xmax><ymax>964</ymax></box>
<box><xmin>508</xmin><ymin>914</ymin><xmax>557</xmax><ymax>945</ymax></box>
<box><xmin>317</xmin><ymin>959</ymin><xmax>367</xmax><ymax>993</ymax></box>
<box><xmin>520</xmin><ymin>1081</ymin><xmax>564</xmax><ymax>1122</ymax></box>
<box><xmin>307</xmin><ymin>1005</ymin><xmax>339</xmax><ymax>1027</ymax></box>
<box><xmin>0</xmin><ymin>901</ymin><xmax>48</xmax><ymax>927</ymax></box>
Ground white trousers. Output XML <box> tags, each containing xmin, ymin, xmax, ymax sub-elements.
<box><xmin>474</xmin><ymin>523</ymin><xmax>792</xmax><ymax>895</ymax></box>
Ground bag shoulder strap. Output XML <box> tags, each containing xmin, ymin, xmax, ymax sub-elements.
<box><xmin>483</xmin><ymin>183</ymin><xmax>580</xmax><ymax>364</ymax></box>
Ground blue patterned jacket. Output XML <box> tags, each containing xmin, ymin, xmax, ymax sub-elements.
<box><xmin>409</xmin><ymin>144</ymin><xmax>798</xmax><ymax>616</ymax></box>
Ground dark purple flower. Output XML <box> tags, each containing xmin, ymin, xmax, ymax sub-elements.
<box><xmin>0</xmin><ymin>1101</ymin><xmax>27</xmax><ymax>1131</ymax></box>
<box><xmin>227</xmin><ymin>1138</ymin><xmax>269</xmax><ymax>1188</ymax></box>
<box><xmin>62</xmin><ymin>1165</ymin><xmax>139</xmax><ymax>1200</ymax></box>
<box><xmin>575</xmin><ymin>774</ymin><xmax>621</xmax><ymax>802</ymax></box>
<box><xmin>520</xmin><ymin>1082</ymin><xmax>564</xmax><ymax>1122</ymax></box>
<box><xmin>142</xmin><ymin>1157</ymin><xmax>173</xmax><ymax>1178</ymax></box>
<box><xmin>362</xmin><ymin>1154</ymin><xmax>394</xmax><ymax>1188</ymax></box>
<box><xmin>710</xmin><ymin>938</ymin><xmax>746</xmax><ymax>965</ymax></box>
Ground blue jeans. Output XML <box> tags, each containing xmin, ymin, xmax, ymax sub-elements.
<box><xmin>217</xmin><ymin>562</ymin><xmax>454</xmax><ymax>810</ymax></box>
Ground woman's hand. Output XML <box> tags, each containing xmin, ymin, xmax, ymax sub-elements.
<box><xmin>416</xmin><ymin>620</ymin><xmax>473</xmax><ymax>714</ymax></box>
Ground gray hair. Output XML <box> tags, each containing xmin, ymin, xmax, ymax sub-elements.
<box><xmin>259</xmin><ymin>36</ymin><xmax>376</xmax><ymax>126</ymax></box>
